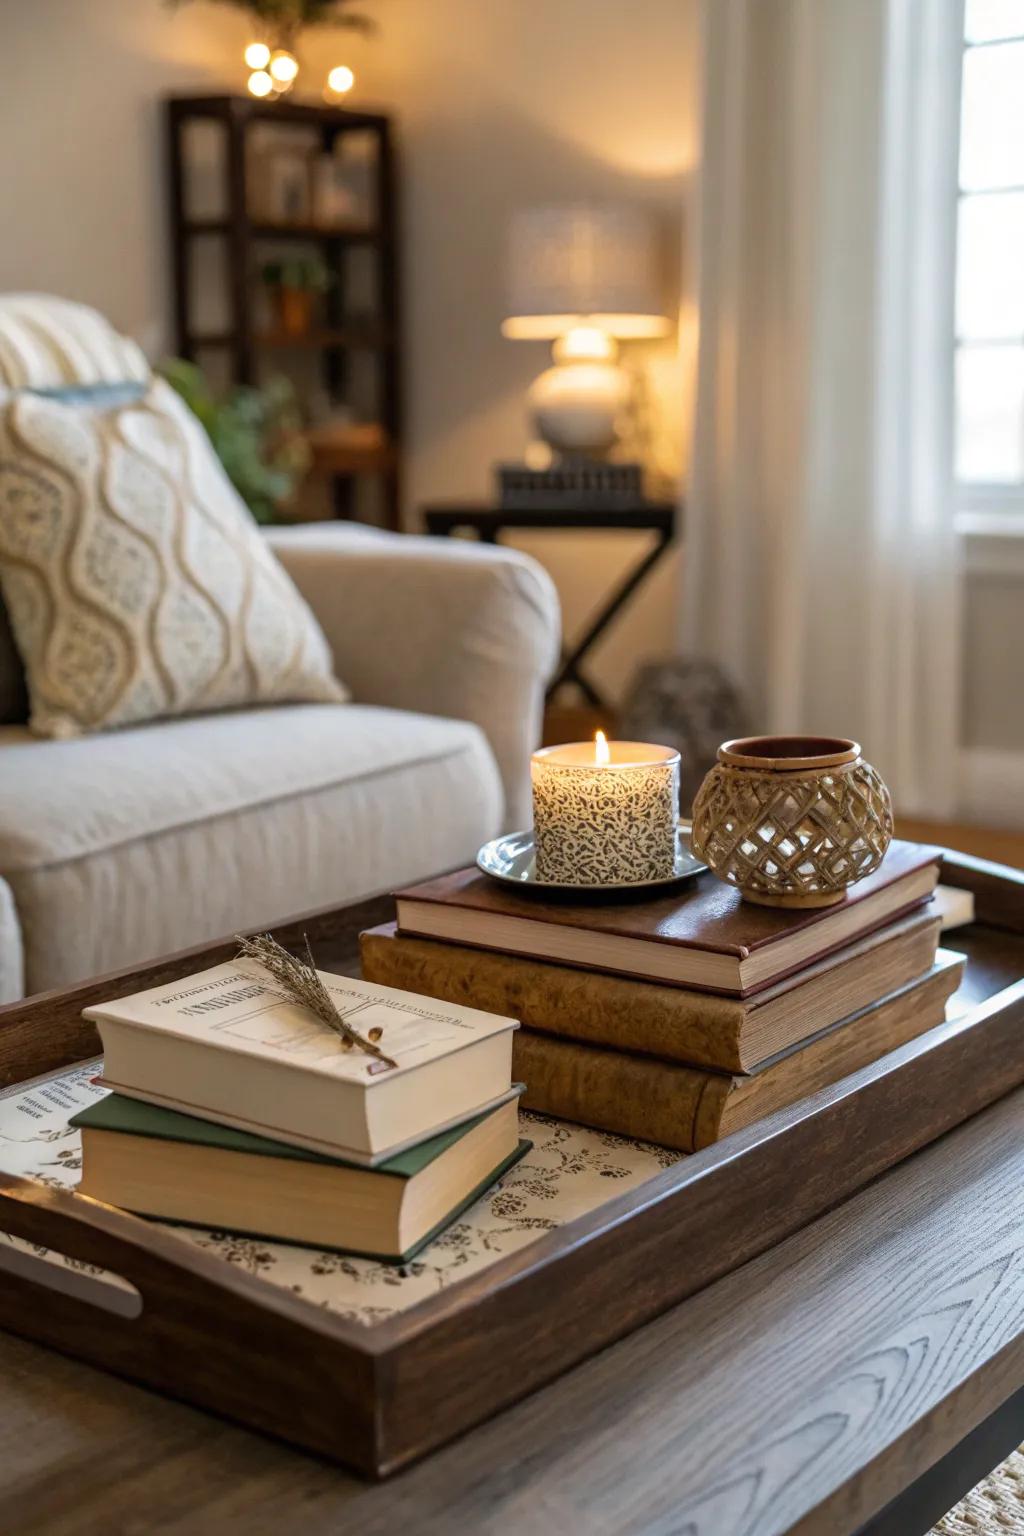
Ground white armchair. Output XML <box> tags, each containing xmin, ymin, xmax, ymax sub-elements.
<box><xmin>0</xmin><ymin>525</ymin><xmax>559</xmax><ymax>1000</ymax></box>
<box><xmin>0</xmin><ymin>297</ymin><xmax>561</xmax><ymax>999</ymax></box>
<box><xmin>266</xmin><ymin>524</ymin><xmax>560</xmax><ymax>830</ymax></box>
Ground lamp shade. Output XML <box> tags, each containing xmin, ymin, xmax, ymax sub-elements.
<box><xmin>503</xmin><ymin>204</ymin><xmax>670</xmax><ymax>341</ymax></box>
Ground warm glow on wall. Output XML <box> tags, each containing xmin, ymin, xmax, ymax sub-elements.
<box><xmin>326</xmin><ymin>64</ymin><xmax>355</xmax><ymax>96</ymax></box>
<box><xmin>502</xmin><ymin>313</ymin><xmax>671</xmax><ymax>342</ymax></box>
<box><xmin>269</xmin><ymin>49</ymin><xmax>299</xmax><ymax>85</ymax></box>
<box><xmin>247</xmin><ymin>69</ymin><xmax>274</xmax><ymax>98</ymax></box>
<box><xmin>244</xmin><ymin>41</ymin><xmax>270</xmax><ymax>69</ymax></box>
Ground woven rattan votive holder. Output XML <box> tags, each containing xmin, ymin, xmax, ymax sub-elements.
<box><xmin>531</xmin><ymin>738</ymin><xmax>680</xmax><ymax>886</ymax></box>
<box><xmin>690</xmin><ymin>736</ymin><xmax>893</xmax><ymax>908</ymax></box>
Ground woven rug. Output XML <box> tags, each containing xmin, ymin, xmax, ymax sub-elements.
<box><xmin>932</xmin><ymin>1446</ymin><xmax>1024</xmax><ymax>1533</ymax></box>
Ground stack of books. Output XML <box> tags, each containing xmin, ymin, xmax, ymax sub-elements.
<box><xmin>361</xmin><ymin>841</ymin><xmax>964</xmax><ymax>1153</ymax></box>
<box><xmin>72</xmin><ymin>965</ymin><xmax>527</xmax><ymax>1262</ymax></box>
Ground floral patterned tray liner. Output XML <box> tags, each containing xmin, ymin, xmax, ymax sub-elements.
<box><xmin>0</xmin><ymin>1061</ymin><xmax>680</xmax><ymax>1328</ymax></box>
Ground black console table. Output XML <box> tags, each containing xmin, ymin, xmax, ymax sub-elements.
<box><xmin>421</xmin><ymin>501</ymin><xmax>680</xmax><ymax>709</ymax></box>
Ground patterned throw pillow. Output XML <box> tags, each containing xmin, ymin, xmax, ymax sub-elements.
<box><xmin>0</xmin><ymin>380</ymin><xmax>345</xmax><ymax>737</ymax></box>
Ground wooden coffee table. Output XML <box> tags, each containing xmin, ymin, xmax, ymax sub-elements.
<box><xmin>1</xmin><ymin>854</ymin><xmax>1023</xmax><ymax>1535</ymax></box>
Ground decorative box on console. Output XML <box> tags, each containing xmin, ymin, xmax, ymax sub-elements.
<box><xmin>496</xmin><ymin>459</ymin><xmax>644</xmax><ymax>510</ymax></box>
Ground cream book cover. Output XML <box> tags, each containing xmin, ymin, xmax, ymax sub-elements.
<box><xmin>84</xmin><ymin>962</ymin><xmax>519</xmax><ymax>1163</ymax></box>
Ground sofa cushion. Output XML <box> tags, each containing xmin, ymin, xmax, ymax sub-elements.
<box><xmin>0</xmin><ymin>380</ymin><xmax>344</xmax><ymax>738</ymax></box>
<box><xmin>0</xmin><ymin>874</ymin><xmax>23</xmax><ymax>1005</ymax></box>
<box><xmin>0</xmin><ymin>703</ymin><xmax>503</xmax><ymax>995</ymax></box>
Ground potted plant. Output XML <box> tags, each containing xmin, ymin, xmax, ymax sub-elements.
<box><xmin>167</xmin><ymin>0</ymin><xmax>371</xmax><ymax>46</ymax></box>
<box><xmin>261</xmin><ymin>255</ymin><xmax>331</xmax><ymax>338</ymax></box>
<box><xmin>161</xmin><ymin>359</ymin><xmax>311</xmax><ymax>524</ymax></box>
<box><xmin>166</xmin><ymin>0</ymin><xmax>373</xmax><ymax>94</ymax></box>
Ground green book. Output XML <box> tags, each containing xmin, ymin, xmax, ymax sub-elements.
<box><xmin>71</xmin><ymin>1090</ymin><xmax>528</xmax><ymax>1264</ymax></box>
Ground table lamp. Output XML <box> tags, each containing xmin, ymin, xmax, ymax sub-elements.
<box><xmin>502</xmin><ymin>204</ymin><xmax>670</xmax><ymax>458</ymax></box>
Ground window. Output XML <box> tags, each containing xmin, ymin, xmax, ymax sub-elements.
<box><xmin>955</xmin><ymin>0</ymin><xmax>1024</xmax><ymax>513</ymax></box>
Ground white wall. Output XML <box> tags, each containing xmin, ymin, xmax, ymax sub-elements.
<box><xmin>0</xmin><ymin>1</ymin><xmax>246</xmax><ymax>357</ymax></box>
<box><xmin>354</xmin><ymin>0</ymin><xmax>701</xmax><ymax>704</ymax></box>
<box><xmin>350</xmin><ymin>2</ymin><xmax>698</xmax><ymax>487</ymax></box>
<box><xmin>0</xmin><ymin>0</ymin><xmax>699</xmax><ymax>707</ymax></box>
<box><xmin>958</xmin><ymin>534</ymin><xmax>1024</xmax><ymax>823</ymax></box>
<box><xmin>13</xmin><ymin>3</ymin><xmax>1011</xmax><ymax>775</ymax></box>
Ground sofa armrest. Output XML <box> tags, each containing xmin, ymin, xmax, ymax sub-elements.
<box><xmin>0</xmin><ymin>873</ymin><xmax>24</xmax><ymax>1003</ymax></box>
<box><xmin>266</xmin><ymin>525</ymin><xmax>561</xmax><ymax>829</ymax></box>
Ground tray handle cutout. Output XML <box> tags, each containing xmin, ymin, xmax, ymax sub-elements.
<box><xmin>0</xmin><ymin>1232</ymin><xmax>141</xmax><ymax>1318</ymax></box>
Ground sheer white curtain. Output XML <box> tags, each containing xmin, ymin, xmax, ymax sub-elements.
<box><xmin>682</xmin><ymin>0</ymin><xmax>964</xmax><ymax>817</ymax></box>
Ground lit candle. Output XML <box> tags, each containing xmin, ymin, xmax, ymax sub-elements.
<box><xmin>531</xmin><ymin>733</ymin><xmax>680</xmax><ymax>886</ymax></box>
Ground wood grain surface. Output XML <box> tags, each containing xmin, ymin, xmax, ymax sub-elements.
<box><xmin>1</xmin><ymin>934</ymin><xmax>1021</xmax><ymax>1478</ymax></box>
<box><xmin>942</xmin><ymin>850</ymin><xmax>1024</xmax><ymax>934</ymax></box>
<box><xmin>0</xmin><ymin>852</ymin><xmax>1021</xmax><ymax>1512</ymax></box>
<box><xmin>4</xmin><ymin>1085</ymin><xmax>1024</xmax><ymax>1535</ymax></box>
<box><xmin>366</xmin><ymin>958</ymin><xmax>1024</xmax><ymax>1474</ymax></box>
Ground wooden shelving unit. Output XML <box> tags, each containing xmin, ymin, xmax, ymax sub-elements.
<box><xmin>165</xmin><ymin>94</ymin><xmax>402</xmax><ymax>528</ymax></box>
<box><xmin>181</xmin><ymin>219</ymin><xmax>381</xmax><ymax>243</ymax></box>
<box><xmin>192</xmin><ymin>326</ymin><xmax>394</xmax><ymax>351</ymax></box>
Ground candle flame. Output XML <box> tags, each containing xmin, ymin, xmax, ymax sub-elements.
<box><xmin>594</xmin><ymin>730</ymin><xmax>610</xmax><ymax>765</ymax></box>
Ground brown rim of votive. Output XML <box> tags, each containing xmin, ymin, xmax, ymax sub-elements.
<box><xmin>718</xmin><ymin>736</ymin><xmax>860</xmax><ymax>771</ymax></box>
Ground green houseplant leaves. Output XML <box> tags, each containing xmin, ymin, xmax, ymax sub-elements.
<box><xmin>161</xmin><ymin>358</ymin><xmax>311</xmax><ymax>525</ymax></box>
<box><xmin>165</xmin><ymin>0</ymin><xmax>374</xmax><ymax>43</ymax></box>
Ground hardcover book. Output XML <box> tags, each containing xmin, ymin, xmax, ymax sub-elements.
<box><xmin>83</xmin><ymin>962</ymin><xmax>518</xmax><ymax>1164</ymax></box>
<box><xmin>394</xmin><ymin>841</ymin><xmax>942</xmax><ymax>996</ymax></box>
<box><xmin>70</xmin><ymin>1092</ymin><xmax>529</xmax><ymax>1264</ymax></box>
<box><xmin>361</xmin><ymin>908</ymin><xmax>940</xmax><ymax>1074</ymax></box>
<box><xmin>510</xmin><ymin>951</ymin><xmax>964</xmax><ymax>1152</ymax></box>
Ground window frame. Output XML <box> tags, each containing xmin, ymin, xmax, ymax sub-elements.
<box><xmin>954</xmin><ymin>21</ymin><xmax>1024</xmax><ymax>526</ymax></box>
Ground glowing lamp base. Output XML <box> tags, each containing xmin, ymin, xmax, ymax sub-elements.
<box><xmin>526</xmin><ymin>327</ymin><xmax>630</xmax><ymax>458</ymax></box>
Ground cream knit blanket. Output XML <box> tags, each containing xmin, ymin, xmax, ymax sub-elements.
<box><xmin>0</xmin><ymin>294</ymin><xmax>149</xmax><ymax>389</ymax></box>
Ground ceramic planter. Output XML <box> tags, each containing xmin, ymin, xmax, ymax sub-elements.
<box><xmin>690</xmin><ymin>735</ymin><xmax>893</xmax><ymax>908</ymax></box>
<box><xmin>271</xmin><ymin>287</ymin><xmax>315</xmax><ymax>338</ymax></box>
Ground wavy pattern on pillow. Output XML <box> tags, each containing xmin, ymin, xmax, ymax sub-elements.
<box><xmin>0</xmin><ymin>381</ymin><xmax>345</xmax><ymax>738</ymax></box>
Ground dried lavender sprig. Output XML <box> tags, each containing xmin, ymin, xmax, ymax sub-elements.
<box><xmin>234</xmin><ymin>932</ymin><xmax>398</xmax><ymax>1071</ymax></box>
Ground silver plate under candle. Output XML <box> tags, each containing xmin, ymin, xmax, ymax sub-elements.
<box><xmin>476</xmin><ymin>822</ymin><xmax>708</xmax><ymax>893</ymax></box>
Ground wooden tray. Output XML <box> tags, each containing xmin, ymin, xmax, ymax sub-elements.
<box><xmin>0</xmin><ymin>850</ymin><xmax>1021</xmax><ymax>1480</ymax></box>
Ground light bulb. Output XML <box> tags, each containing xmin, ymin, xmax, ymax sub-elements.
<box><xmin>269</xmin><ymin>49</ymin><xmax>299</xmax><ymax>84</ymax></box>
<box><xmin>555</xmin><ymin>325</ymin><xmax>616</xmax><ymax>363</ymax></box>
<box><xmin>326</xmin><ymin>64</ymin><xmax>355</xmax><ymax>95</ymax></box>
<box><xmin>247</xmin><ymin>69</ymin><xmax>274</xmax><ymax>98</ymax></box>
<box><xmin>244</xmin><ymin>41</ymin><xmax>270</xmax><ymax>69</ymax></box>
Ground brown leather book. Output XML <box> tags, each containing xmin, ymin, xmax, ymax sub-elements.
<box><xmin>360</xmin><ymin>908</ymin><xmax>940</xmax><ymax>1073</ymax></box>
<box><xmin>510</xmin><ymin>951</ymin><xmax>964</xmax><ymax>1152</ymax></box>
<box><xmin>394</xmin><ymin>841</ymin><xmax>943</xmax><ymax>997</ymax></box>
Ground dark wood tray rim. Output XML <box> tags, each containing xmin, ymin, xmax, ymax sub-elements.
<box><xmin>0</xmin><ymin>849</ymin><xmax>1020</xmax><ymax>1477</ymax></box>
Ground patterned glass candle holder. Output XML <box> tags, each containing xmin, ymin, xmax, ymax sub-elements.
<box><xmin>531</xmin><ymin>735</ymin><xmax>680</xmax><ymax>886</ymax></box>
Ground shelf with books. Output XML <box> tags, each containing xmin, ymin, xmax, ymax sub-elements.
<box><xmin>166</xmin><ymin>95</ymin><xmax>402</xmax><ymax>529</ymax></box>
